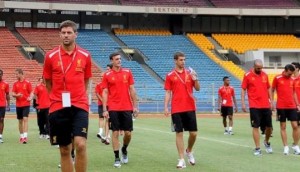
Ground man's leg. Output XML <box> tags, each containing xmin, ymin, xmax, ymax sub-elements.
<box><xmin>18</xmin><ymin>119</ymin><xmax>23</xmax><ymax>136</ymax></box>
<box><xmin>122</xmin><ymin>131</ymin><xmax>131</xmax><ymax>152</ymax></box>
<box><xmin>187</xmin><ymin>131</ymin><xmax>197</xmax><ymax>153</ymax></box>
<box><xmin>253</xmin><ymin>127</ymin><xmax>260</xmax><ymax>148</ymax></box>
<box><xmin>37</xmin><ymin>110</ymin><xmax>44</xmax><ymax>136</ymax></box>
<box><xmin>98</xmin><ymin>118</ymin><xmax>104</xmax><ymax>136</ymax></box>
<box><xmin>176</xmin><ymin>132</ymin><xmax>185</xmax><ymax>159</ymax></box>
<box><xmin>265</xmin><ymin>127</ymin><xmax>272</xmax><ymax>143</ymax></box>
<box><xmin>280</xmin><ymin>122</ymin><xmax>288</xmax><ymax>146</ymax></box>
<box><xmin>222</xmin><ymin>116</ymin><xmax>227</xmax><ymax>129</ymax></box>
<box><xmin>291</xmin><ymin>121</ymin><xmax>299</xmax><ymax>145</ymax></box>
<box><xmin>74</xmin><ymin>136</ymin><xmax>87</xmax><ymax>172</ymax></box>
<box><xmin>60</xmin><ymin>144</ymin><xmax>73</xmax><ymax>172</ymax></box>
<box><xmin>23</xmin><ymin>117</ymin><xmax>28</xmax><ymax>137</ymax></box>
<box><xmin>112</xmin><ymin>130</ymin><xmax>120</xmax><ymax>159</ymax></box>
<box><xmin>0</xmin><ymin>117</ymin><xmax>4</xmax><ymax>135</ymax></box>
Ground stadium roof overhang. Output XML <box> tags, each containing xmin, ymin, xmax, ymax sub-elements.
<box><xmin>1</xmin><ymin>1</ymin><xmax>300</xmax><ymax>17</ymax></box>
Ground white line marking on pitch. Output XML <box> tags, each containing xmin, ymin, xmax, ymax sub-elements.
<box><xmin>135</xmin><ymin>126</ymin><xmax>299</xmax><ymax>157</ymax></box>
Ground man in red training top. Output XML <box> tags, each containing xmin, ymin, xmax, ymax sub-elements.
<box><xmin>241</xmin><ymin>59</ymin><xmax>273</xmax><ymax>156</ymax></box>
<box><xmin>164</xmin><ymin>52</ymin><xmax>200</xmax><ymax>169</ymax></box>
<box><xmin>102</xmin><ymin>52</ymin><xmax>138</xmax><ymax>168</ymax></box>
<box><xmin>218</xmin><ymin>76</ymin><xmax>238</xmax><ymax>135</ymax></box>
<box><xmin>95</xmin><ymin>72</ymin><xmax>110</xmax><ymax>144</ymax></box>
<box><xmin>272</xmin><ymin>64</ymin><xmax>300</xmax><ymax>155</ymax></box>
<box><xmin>12</xmin><ymin>68</ymin><xmax>33</xmax><ymax>144</ymax></box>
<box><xmin>43</xmin><ymin>20</ymin><xmax>92</xmax><ymax>172</ymax></box>
<box><xmin>34</xmin><ymin>77</ymin><xmax>50</xmax><ymax>139</ymax></box>
<box><xmin>0</xmin><ymin>69</ymin><xmax>10</xmax><ymax>143</ymax></box>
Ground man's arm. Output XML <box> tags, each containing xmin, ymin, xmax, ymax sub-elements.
<box><xmin>164</xmin><ymin>90</ymin><xmax>171</xmax><ymax>117</ymax></box>
<box><xmin>217</xmin><ymin>95</ymin><xmax>222</xmax><ymax>111</ymax></box>
<box><xmin>129</xmin><ymin>85</ymin><xmax>138</xmax><ymax>113</ymax></box>
<box><xmin>102</xmin><ymin>88</ymin><xmax>109</xmax><ymax>118</ymax></box>
<box><xmin>241</xmin><ymin>89</ymin><xmax>247</xmax><ymax>112</ymax></box>
<box><xmin>232</xmin><ymin>95</ymin><xmax>238</xmax><ymax>112</ymax></box>
<box><xmin>269</xmin><ymin>88</ymin><xmax>274</xmax><ymax>110</ymax></box>
<box><xmin>85</xmin><ymin>79</ymin><xmax>90</xmax><ymax>92</ymax></box>
<box><xmin>194</xmin><ymin>80</ymin><xmax>200</xmax><ymax>91</ymax></box>
<box><xmin>6</xmin><ymin>92</ymin><xmax>10</xmax><ymax>111</ymax></box>
<box><xmin>45</xmin><ymin>79</ymin><xmax>52</xmax><ymax>93</ymax></box>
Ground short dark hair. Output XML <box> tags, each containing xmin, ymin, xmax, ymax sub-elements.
<box><xmin>15</xmin><ymin>68</ymin><xmax>23</xmax><ymax>75</ymax></box>
<box><xmin>106</xmin><ymin>64</ymin><xmax>113</xmax><ymax>69</ymax></box>
<box><xmin>291</xmin><ymin>62</ymin><xmax>300</xmax><ymax>69</ymax></box>
<box><xmin>223</xmin><ymin>76</ymin><xmax>229</xmax><ymax>81</ymax></box>
<box><xmin>285</xmin><ymin>64</ymin><xmax>295</xmax><ymax>72</ymax></box>
<box><xmin>173</xmin><ymin>52</ymin><xmax>185</xmax><ymax>60</ymax></box>
<box><xmin>109</xmin><ymin>52</ymin><xmax>120</xmax><ymax>60</ymax></box>
<box><xmin>60</xmin><ymin>20</ymin><xmax>77</xmax><ymax>32</ymax></box>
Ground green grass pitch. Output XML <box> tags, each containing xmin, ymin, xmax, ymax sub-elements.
<box><xmin>0</xmin><ymin>114</ymin><xmax>300</xmax><ymax>172</ymax></box>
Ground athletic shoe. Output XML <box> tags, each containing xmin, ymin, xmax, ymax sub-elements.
<box><xmin>58</xmin><ymin>157</ymin><xmax>75</xmax><ymax>168</ymax></box>
<box><xmin>283</xmin><ymin>146</ymin><xmax>289</xmax><ymax>155</ymax></box>
<box><xmin>114</xmin><ymin>158</ymin><xmax>121</xmax><ymax>168</ymax></box>
<box><xmin>228</xmin><ymin>131</ymin><xmax>234</xmax><ymax>135</ymax></box>
<box><xmin>224</xmin><ymin>130</ymin><xmax>229</xmax><ymax>135</ymax></box>
<box><xmin>23</xmin><ymin>137</ymin><xmax>27</xmax><ymax>144</ymax></box>
<box><xmin>291</xmin><ymin>145</ymin><xmax>300</xmax><ymax>155</ymax></box>
<box><xmin>176</xmin><ymin>159</ymin><xmax>186</xmax><ymax>169</ymax></box>
<box><xmin>253</xmin><ymin>148</ymin><xmax>262</xmax><ymax>156</ymax></box>
<box><xmin>45</xmin><ymin>135</ymin><xmax>50</xmax><ymax>140</ymax></box>
<box><xmin>104</xmin><ymin>138</ymin><xmax>110</xmax><ymax>145</ymax></box>
<box><xmin>19</xmin><ymin>137</ymin><xmax>25</xmax><ymax>144</ymax></box>
<box><xmin>0</xmin><ymin>137</ymin><xmax>3</xmax><ymax>143</ymax></box>
<box><xmin>264</xmin><ymin>141</ymin><xmax>273</xmax><ymax>154</ymax></box>
<box><xmin>122</xmin><ymin>151</ymin><xmax>128</xmax><ymax>164</ymax></box>
<box><xmin>39</xmin><ymin>134</ymin><xmax>45</xmax><ymax>139</ymax></box>
<box><xmin>58</xmin><ymin>164</ymin><xmax>61</xmax><ymax>168</ymax></box>
<box><xmin>185</xmin><ymin>150</ymin><xmax>195</xmax><ymax>165</ymax></box>
<box><xmin>97</xmin><ymin>133</ymin><xmax>103</xmax><ymax>140</ymax></box>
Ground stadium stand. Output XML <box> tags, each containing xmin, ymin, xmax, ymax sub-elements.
<box><xmin>120</xmin><ymin>0</ymin><xmax>210</xmax><ymax>7</ymax></box>
<box><xmin>212</xmin><ymin>34</ymin><xmax>300</xmax><ymax>54</ymax></box>
<box><xmin>9</xmin><ymin>0</ymin><xmax>114</xmax><ymax>4</ymax></box>
<box><xmin>116</xmin><ymin>30</ymin><xmax>242</xmax><ymax>100</ymax></box>
<box><xmin>0</xmin><ymin>28</ymin><xmax>42</xmax><ymax>87</ymax></box>
<box><xmin>114</xmin><ymin>29</ymin><xmax>172</xmax><ymax>36</ymax></box>
<box><xmin>187</xmin><ymin>33</ymin><xmax>245</xmax><ymax>80</ymax></box>
<box><xmin>75</xmin><ymin>30</ymin><xmax>163</xmax><ymax>101</ymax></box>
<box><xmin>210</xmin><ymin>0</ymin><xmax>297</xmax><ymax>8</ymax></box>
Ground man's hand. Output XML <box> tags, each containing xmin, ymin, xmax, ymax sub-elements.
<box><xmin>6</xmin><ymin>105</ymin><xmax>10</xmax><ymax>111</ymax></box>
<box><xmin>234</xmin><ymin>107</ymin><xmax>238</xmax><ymax>113</ymax></box>
<box><xmin>164</xmin><ymin>107</ymin><xmax>170</xmax><ymax>117</ymax></box>
<box><xmin>133</xmin><ymin>107</ymin><xmax>139</xmax><ymax>118</ymax></box>
<box><xmin>103</xmin><ymin>111</ymin><xmax>109</xmax><ymax>119</ymax></box>
<box><xmin>242</xmin><ymin>104</ymin><xmax>247</xmax><ymax>112</ymax></box>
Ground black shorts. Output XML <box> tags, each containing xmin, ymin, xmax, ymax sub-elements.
<box><xmin>16</xmin><ymin>106</ymin><xmax>30</xmax><ymax>119</ymax></box>
<box><xmin>221</xmin><ymin>106</ymin><xmax>233</xmax><ymax>117</ymax></box>
<box><xmin>297</xmin><ymin>112</ymin><xmax>300</xmax><ymax>126</ymax></box>
<box><xmin>48</xmin><ymin>106</ymin><xmax>89</xmax><ymax>146</ymax></box>
<box><xmin>109</xmin><ymin>111</ymin><xmax>133</xmax><ymax>131</ymax></box>
<box><xmin>98</xmin><ymin>105</ymin><xmax>108</xmax><ymax>118</ymax></box>
<box><xmin>171</xmin><ymin>111</ymin><xmax>198</xmax><ymax>133</ymax></box>
<box><xmin>250</xmin><ymin>108</ymin><xmax>272</xmax><ymax>128</ymax></box>
<box><xmin>0</xmin><ymin>107</ymin><xmax>5</xmax><ymax>118</ymax></box>
<box><xmin>277</xmin><ymin>109</ymin><xmax>298</xmax><ymax>122</ymax></box>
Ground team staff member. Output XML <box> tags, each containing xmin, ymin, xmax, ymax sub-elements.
<box><xmin>95</xmin><ymin>72</ymin><xmax>110</xmax><ymax>144</ymax></box>
<box><xmin>0</xmin><ymin>69</ymin><xmax>10</xmax><ymax>143</ymax></box>
<box><xmin>241</xmin><ymin>59</ymin><xmax>273</xmax><ymax>156</ymax></box>
<box><xmin>34</xmin><ymin>77</ymin><xmax>50</xmax><ymax>139</ymax></box>
<box><xmin>272</xmin><ymin>64</ymin><xmax>300</xmax><ymax>155</ymax></box>
<box><xmin>218</xmin><ymin>76</ymin><xmax>238</xmax><ymax>135</ymax></box>
<box><xmin>102</xmin><ymin>52</ymin><xmax>138</xmax><ymax>168</ymax></box>
<box><xmin>164</xmin><ymin>52</ymin><xmax>200</xmax><ymax>169</ymax></box>
<box><xmin>292</xmin><ymin>62</ymin><xmax>300</xmax><ymax>139</ymax></box>
<box><xmin>43</xmin><ymin>20</ymin><xmax>92</xmax><ymax>172</ymax></box>
<box><xmin>12</xmin><ymin>68</ymin><xmax>33</xmax><ymax>144</ymax></box>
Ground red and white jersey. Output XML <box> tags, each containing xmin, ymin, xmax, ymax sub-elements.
<box><xmin>0</xmin><ymin>80</ymin><xmax>9</xmax><ymax>107</ymax></box>
<box><xmin>218</xmin><ymin>86</ymin><xmax>235</xmax><ymax>107</ymax></box>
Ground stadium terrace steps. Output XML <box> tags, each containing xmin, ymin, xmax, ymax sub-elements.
<box><xmin>114</xmin><ymin>29</ymin><xmax>172</xmax><ymax>36</ymax></box>
<box><xmin>0</xmin><ymin>28</ymin><xmax>43</xmax><ymax>97</ymax></box>
<box><xmin>119</xmin><ymin>0</ymin><xmax>211</xmax><ymax>6</ymax></box>
<box><xmin>76</xmin><ymin>30</ymin><xmax>163</xmax><ymax>101</ymax></box>
<box><xmin>210</xmin><ymin>0</ymin><xmax>297</xmax><ymax>8</ymax></box>
<box><xmin>187</xmin><ymin>33</ymin><xmax>245</xmax><ymax>81</ymax></box>
<box><xmin>116</xmin><ymin>31</ymin><xmax>242</xmax><ymax>100</ymax></box>
<box><xmin>212</xmin><ymin>34</ymin><xmax>300</xmax><ymax>54</ymax></box>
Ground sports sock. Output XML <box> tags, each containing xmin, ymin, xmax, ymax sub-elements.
<box><xmin>99</xmin><ymin>128</ymin><xmax>103</xmax><ymax>135</ymax></box>
<box><xmin>229</xmin><ymin>127</ymin><xmax>233</xmax><ymax>131</ymax></box>
<box><xmin>114</xmin><ymin>150</ymin><xmax>120</xmax><ymax>159</ymax></box>
<box><xmin>0</xmin><ymin>134</ymin><xmax>2</xmax><ymax>138</ymax></box>
<box><xmin>122</xmin><ymin>144</ymin><xmax>128</xmax><ymax>155</ymax></box>
<box><xmin>20</xmin><ymin>133</ymin><xmax>24</xmax><ymax>138</ymax></box>
<box><xmin>24</xmin><ymin>132</ymin><xmax>28</xmax><ymax>138</ymax></box>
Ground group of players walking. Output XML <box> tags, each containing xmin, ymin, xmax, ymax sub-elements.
<box><xmin>1</xmin><ymin>20</ymin><xmax>300</xmax><ymax>172</ymax></box>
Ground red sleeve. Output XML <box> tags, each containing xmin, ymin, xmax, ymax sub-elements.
<box><xmin>164</xmin><ymin>74</ymin><xmax>172</xmax><ymax>90</ymax></box>
<box><xmin>43</xmin><ymin>54</ymin><xmax>52</xmax><ymax>80</ymax></box>
<box><xmin>5</xmin><ymin>83</ymin><xmax>9</xmax><ymax>94</ymax></box>
<box><xmin>102</xmin><ymin>73</ymin><xmax>108</xmax><ymax>89</ymax></box>
<box><xmin>84</xmin><ymin>55</ymin><xmax>92</xmax><ymax>79</ymax></box>
<box><xmin>272</xmin><ymin>77</ymin><xmax>277</xmax><ymax>89</ymax></box>
<box><xmin>128</xmin><ymin>70</ymin><xmax>134</xmax><ymax>85</ymax></box>
<box><xmin>241</xmin><ymin>75</ymin><xmax>248</xmax><ymax>90</ymax></box>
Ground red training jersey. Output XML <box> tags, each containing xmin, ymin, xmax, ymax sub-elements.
<box><xmin>102</xmin><ymin>68</ymin><xmax>134</xmax><ymax>111</ymax></box>
<box><xmin>241</xmin><ymin>69</ymin><xmax>270</xmax><ymax>108</ymax></box>
<box><xmin>0</xmin><ymin>80</ymin><xmax>9</xmax><ymax>107</ymax></box>
<box><xmin>12</xmin><ymin>80</ymin><xmax>32</xmax><ymax>107</ymax></box>
<box><xmin>272</xmin><ymin>73</ymin><xmax>296</xmax><ymax>109</ymax></box>
<box><xmin>164</xmin><ymin>69</ymin><xmax>196</xmax><ymax>114</ymax></box>
<box><xmin>34</xmin><ymin>83</ymin><xmax>50</xmax><ymax>109</ymax></box>
<box><xmin>43</xmin><ymin>45</ymin><xmax>92</xmax><ymax>113</ymax></box>
<box><xmin>95</xmin><ymin>82</ymin><xmax>104</xmax><ymax>106</ymax></box>
<box><xmin>218</xmin><ymin>86</ymin><xmax>235</xmax><ymax>107</ymax></box>
<box><xmin>294</xmin><ymin>76</ymin><xmax>300</xmax><ymax>105</ymax></box>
